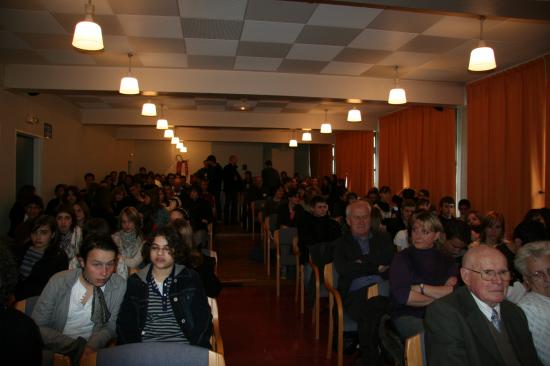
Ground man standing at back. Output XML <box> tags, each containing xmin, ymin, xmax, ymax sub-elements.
<box><xmin>425</xmin><ymin>246</ymin><xmax>542</xmax><ymax>366</ymax></box>
<box><xmin>223</xmin><ymin>155</ymin><xmax>242</xmax><ymax>225</ymax></box>
<box><xmin>261</xmin><ymin>160</ymin><xmax>280</xmax><ymax>196</ymax></box>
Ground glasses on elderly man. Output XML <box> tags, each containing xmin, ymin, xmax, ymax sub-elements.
<box><xmin>464</xmin><ymin>268</ymin><xmax>511</xmax><ymax>281</ymax></box>
<box><xmin>528</xmin><ymin>267</ymin><xmax>550</xmax><ymax>281</ymax></box>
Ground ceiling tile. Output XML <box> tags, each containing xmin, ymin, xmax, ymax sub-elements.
<box><xmin>378</xmin><ymin>51</ymin><xmax>434</xmax><ymax>67</ymax></box>
<box><xmin>53</xmin><ymin>14</ymin><xmax>125</xmax><ymax>36</ymax></box>
<box><xmin>91</xmin><ymin>51</ymin><xmax>144</xmax><ymax>67</ymax></box>
<box><xmin>296</xmin><ymin>25</ymin><xmax>362</xmax><ymax>46</ymax></box>
<box><xmin>277</xmin><ymin>59</ymin><xmax>327</xmax><ymax>74</ymax></box>
<box><xmin>128</xmin><ymin>37</ymin><xmax>186</xmax><ymax>53</ymax></box>
<box><xmin>362</xmin><ymin>64</ymin><xmax>407</xmax><ymax>78</ymax></box>
<box><xmin>0</xmin><ymin>9</ymin><xmax>66</xmax><ymax>34</ymax></box>
<box><xmin>110</xmin><ymin>0</ymin><xmax>178</xmax><ymax>16</ymax></box>
<box><xmin>40</xmin><ymin>0</ymin><xmax>113</xmax><ymax>15</ymax></box>
<box><xmin>404</xmin><ymin>67</ymin><xmax>470</xmax><ymax>83</ymax></box>
<box><xmin>1</xmin><ymin>0</ymin><xmax>45</xmax><ymax>10</ymax></box>
<box><xmin>187</xmin><ymin>55</ymin><xmax>234</xmax><ymax>69</ymax></box>
<box><xmin>321</xmin><ymin>61</ymin><xmax>372</xmax><ymax>76</ymax></box>
<box><xmin>334</xmin><ymin>48</ymin><xmax>391</xmax><ymax>63</ymax></box>
<box><xmin>177</xmin><ymin>0</ymin><xmax>247</xmax><ymax>21</ymax></box>
<box><xmin>241</xmin><ymin>20</ymin><xmax>303</xmax><ymax>43</ymax></box>
<box><xmin>37</xmin><ymin>49</ymin><xmax>96</xmax><ymax>65</ymax></box>
<box><xmin>234</xmin><ymin>56</ymin><xmax>281</xmax><ymax>71</ymax></box>
<box><xmin>0</xmin><ymin>48</ymin><xmax>48</xmax><ymax>64</ymax></box>
<box><xmin>182</xmin><ymin>18</ymin><xmax>243</xmax><ymax>39</ymax></box>
<box><xmin>16</xmin><ymin>33</ymin><xmax>73</xmax><ymax>50</ymax></box>
<box><xmin>368</xmin><ymin>9</ymin><xmax>442</xmax><ymax>33</ymax></box>
<box><xmin>422</xmin><ymin>16</ymin><xmax>503</xmax><ymax>39</ymax></box>
<box><xmin>185</xmin><ymin>38</ymin><xmax>238</xmax><ymax>56</ymax></box>
<box><xmin>138</xmin><ymin>52</ymin><xmax>187</xmax><ymax>68</ymax></box>
<box><xmin>287</xmin><ymin>44</ymin><xmax>343</xmax><ymax>62</ymax></box>
<box><xmin>349</xmin><ymin>28</ymin><xmax>417</xmax><ymax>51</ymax></box>
<box><xmin>485</xmin><ymin>19</ymin><xmax>550</xmax><ymax>43</ymax></box>
<box><xmin>308</xmin><ymin>4</ymin><xmax>381</xmax><ymax>29</ymax></box>
<box><xmin>398</xmin><ymin>35</ymin><xmax>467</xmax><ymax>54</ymax></box>
<box><xmin>117</xmin><ymin>15</ymin><xmax>183</xmax><ymax>38</ymax></box>
<box><xmin>0</xmin><ymin>31</ymin><xmax>30</xmax><ymax>49</ymax></box>
<box><xmin>99</xmin><ymin>35</ymin><xmax>133</xmax><ymax>53</ymax></box>
<box><xmin>245</xmin><ymin>0</ymin><xmax>315</xmax><ymax>23</ymax></box>
<box><xmin>236</xmin><ymin>41</ymin><xmax>291</xmax><ymax>58</ymax></box>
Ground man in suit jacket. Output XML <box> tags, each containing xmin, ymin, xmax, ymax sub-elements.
<box><xmin>425</xmin><ymin>245</ymin><xmax>542</xmax><ymax>366</ymax></box>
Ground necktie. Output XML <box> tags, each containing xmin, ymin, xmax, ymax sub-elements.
<box><xmin>491</xmin><ymin>308</ymin><xmax>502</xmax><ymax>332</ymax></box>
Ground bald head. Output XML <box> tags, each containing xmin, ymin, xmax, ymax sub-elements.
<box><xmin>462</xmin><ymin>245</ymin><xmax>505</xmax><ymax>270</ymax></box>
<box><xmin>346</xmin><ymin>200</ymin><xmax>371</xmax><ymax>238</ymax></box>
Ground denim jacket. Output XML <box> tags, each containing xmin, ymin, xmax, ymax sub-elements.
<box><xmin>116</xmin><ymin>264</ymin><xmax>212</xmax><ymax>348</ymax></box>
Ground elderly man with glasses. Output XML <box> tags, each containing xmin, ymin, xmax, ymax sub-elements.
<box><xmin>424</xmin><ymin>245</ymin><xmax>542</xmax><ymax>366</ymax></box>
<box><xmin>514</xmin><ymin>241</ymin><xmax>550</xmax><ymax>366</ymax></box>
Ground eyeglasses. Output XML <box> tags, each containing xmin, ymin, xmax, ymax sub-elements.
<box><xmin>464</xmin><ymin>268</ymin><xmax>511</xmax><ymax>281</ymax></box>
<box><xmin>150</xmin><ymin>244</ymin><xmax>173</xmax><ymax>254</ymax></box>
<box><xmin>528</xmin><ymin>267</ymin><xmax>550</xmax><ymax>281</ymax></box>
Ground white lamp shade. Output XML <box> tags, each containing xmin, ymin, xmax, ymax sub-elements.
<box><xmin>119</xmin><ymin>76</ymin><xmax>140</xmax><ymax>95</ymax></box>
<box><xmin>320</xmin><ymin>123</ymin><xmax>332</xmax><ymax>134</ymax></box>
<box><xmin>347</xmin><ymin>108</ymin><xmax>362</xmax><ymax>122</ymax></box>
<box><xmin>468</xmin><ymin>46</ymin><xmax>496</xmax><ymax>71</ymax></box>
<box><xmin>176</xmin><ymin>142</ymin><xmax>183</xmax><ymax>149</ymax></box>
<box><xmin>181</xmin><ymin>146</ymin><xmax>188</xmax><ymax>153</ymax></box>
<box><xmin>142</xmin><ymin>102</ymin><xmax>157</xmax><ymax>116</ymax></box>
<box><xmin>171</xmin><ymin>137</ymin><xmax>180</xmax><ymax>145</ymax></box>
<box><xmin>302</xmin><ymin>131</ymin><xmax>312</xmax><ymax>141</ymax></box>
<box><xmin>388</xmin><ymin>88</ymin><xmax>407</xmax><ymax>105</ymax></box>
<box><xmin>72</xmin><ymin>19</ymin><xmax>103</xmax><ymax>51</ymax></box>
<box><xmin>156</xmin><ymin>119</ymin><xmax>168</xmax><ymax>130</ymax></box>
<box><xmin>289</xmin><ymin>139</ymin><xmax>298</xmax><ymax>147</ymax></box>
<box><xmin>164</xmin><ymin>129</ymin><xmax>174</xmax><ymax>138</ymax></box>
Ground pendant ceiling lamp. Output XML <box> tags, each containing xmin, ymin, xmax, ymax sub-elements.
<box><xmin>176</xmin><ymin>142</ymin><xmax>183</xmax><ymax>149</ymax></box>
<box><xmin>347</xmin><ymin>107</ymin><xmax>362</xmax><ymax>122</ymax></box>
<box><xmin>180</xmin><ymin>145</ymin><xmax>188</xmax><ymax>153</ymax></box>
<box><xmin>320</xmin><ymin>109</ymin><xmax>332</xmax><ymax>134</ymax></box>
<box><xmin>72</xmin><ymin>0</ymin><xmax>103</xmax><ymax>51</ymax></box>
<box><xmin>289</xmin><ymin>130</ymin><xmax>298</xmax><ymax>147</ymax></box>
<box><xmin>119</xmin><ymin>53</ymin><xmax>140</xmax><ymax>95</ymax></box>
<box><xmin>142</xmin><ymin>101</ymin><xmax>157</xmax><ymax>117</ymax></box>
<box><xmin>171</xmin><ymin>136</ymin><xmax>180</xmax><ymax>145</ymax></box>
<box><xmin>468</xmin><ymin>16</ymin><xmax>496</xmax><ymax>72</ymax></box>
<box><xmin>388</xmin><ymin>66</ymin><xmax>407</xmax><ymax>105</ymax></box>
<box><xmin>155</xmin><ymin>104</ymin><xmax>168</xmax><ymax>129</ymax></box>
<box><xmin>301</xmin><ymin>129</ymin><xmax>312</xmax><ymax>142</ymax></box>
<box><xmin>164</xmin><ymin>128</ymin><xmax>174</xmax><ymax>138</ymax></box>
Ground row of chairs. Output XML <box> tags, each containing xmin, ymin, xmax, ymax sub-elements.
<box><xmin>256</xmin><ymin>212</ymin><xmax>425</xmax><ymax>366</ymax></box>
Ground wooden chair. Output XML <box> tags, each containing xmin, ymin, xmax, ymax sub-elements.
<box><xmin>323</xmin><ymin>263</ymin><xmax>380</xmax><ymax>366</ymax></box>
<box><xmin>273</xmin><ymin>227</ymin><xmax>298</xmax><ymax>298</ymax></box>
<box><xmin>293</xmin><ymin>235</ymin><xmax>304</xmax><ymax>314</ymax></box>
<box><xmin>263</xmin><ymin>213</ymin><xmax>278</xmax><ymax>277</ymax></box>
<box><xmin>405</xmin><ymin>332</ymin><xmax>425</xmax><ymax>366</ymax></box>
<box><xmin>207</xmin><ymin>222</ymin><xmax>214</xmax><ymax>251</ymax></box>
<box><xmin>80</xmin><ymin>343</ymin><xmax>225</xmax><ymax>366</ymax></box>
<box><xmin>250</xmin><ymin>200</ymin><xmax>265</xmax><ymax>240</ymax></box>
<box><xmin>208</xmin><ymin>297</ymin><xmax>224</xmax><ymax>356</ymax></box>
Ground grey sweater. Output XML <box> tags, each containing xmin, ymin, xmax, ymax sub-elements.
<box><xmin>31</xmin><ymin>268</ymin><xmax>126</xmax><ymax>351</ymax></box>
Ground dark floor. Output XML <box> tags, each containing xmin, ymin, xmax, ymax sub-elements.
<box><xmin>214</xmin><ymin>224</ymin><xmax>356</xmax><ymax>366</ymax></box>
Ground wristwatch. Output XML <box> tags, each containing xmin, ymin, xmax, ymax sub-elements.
<box><xmin>420</xmin><ymin>283</ymin><xmax>425</xmax><ymax>295</ymax></box>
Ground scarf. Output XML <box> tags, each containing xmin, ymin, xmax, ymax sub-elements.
<box><xmin>118</xmin><ymin>230</ymin><xmax>141</xmax><ymax>258</ymax></box>
<box><xmin>59</xmin><ymin>230</ymin><xmax>76</xmax><ymax>258</ymax></box>
<box><xmin>82</xmin><ymin>271</ymin><xmax>111</xmax><ymax>325</ymax></box>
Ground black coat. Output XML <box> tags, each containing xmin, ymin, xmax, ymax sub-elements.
<box><xmin>116</xmin><ymin>264</ymin><xmax>212</xmax><ymax>348</ymax></box>
<box><xmin>222</xmin><ymin>163</ymin><xmax>242</xmax><ymax>193</ymax></box>
<box><xmin>297</xmin><ymin>212</ymin><xmax>341</xmax><ymax>263</ymax></box>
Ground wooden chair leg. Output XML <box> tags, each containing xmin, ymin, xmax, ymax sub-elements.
<box><xmin>276</xmin><ymin>247</ymin><xmax>280</xmax><ymax>297</ymax></box>
<box><xmin>300</xmin><ymin>265</ymin><xmax>304</xmax><ymax>314</ymax></box>
<box><xmin>326</xmin><ymin>293</ymin><xmax>334</xmax><ymax>360</ymax></box>
<box><xmin>315</xmin><ymin>277</ymin><xmax>320</xmax><ymax>340</ymax></box>
<box><xmin>267</xmin><ymin>236</ymin><xmax>271</xmax><ymax>278</ymax></box>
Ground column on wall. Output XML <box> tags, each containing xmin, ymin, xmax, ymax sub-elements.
<box><xmin>467</xmin><ymin>56</ymin><xmax>548</xmax><ymax>232</ymax></box>
<box><xmin>335</xmin><ymin>131</ymin><xmax>374</xmax><ymax>197</ymax></box>
<box><xmin>378</xmin><ymin>105</ymin><xmax>456</xmax><ymax>206</ymax></box>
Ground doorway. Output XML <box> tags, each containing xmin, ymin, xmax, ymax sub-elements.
<box><xmin>16</xmin><ymin>133</ymin><xmax>38</xmax><ymax>194</ymax></box>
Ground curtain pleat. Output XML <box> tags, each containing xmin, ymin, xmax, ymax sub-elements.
<box><xmin>309</xmin><ymin>144</ymin><xmax>333</xmax><ymax>178</ymax></box>
<box><xmin>335</xmin><ymin>131</ymin><xmax>374</xmax><ymax>197</ymax></box>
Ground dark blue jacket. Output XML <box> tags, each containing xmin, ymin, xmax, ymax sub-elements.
<box><xmin>116</xmin><ymin>264</ymin><xmax>212</xmax><ymax>348</ymax></box>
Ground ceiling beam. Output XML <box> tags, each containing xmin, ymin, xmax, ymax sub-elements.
<box><xmin>4</xmin><ymin>64</ymin><xmax>465</xmax><ymax>106</ymax></box>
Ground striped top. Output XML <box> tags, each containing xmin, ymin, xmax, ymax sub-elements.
<box><xmin>19</xmin><ymin>247</ymin><xmax>44</xmax><ymax>279</ymax></box>
<box><xmin>142</xmin><ymin>267</ymin><xmax>189</xmax><ymax>343</ymax></box>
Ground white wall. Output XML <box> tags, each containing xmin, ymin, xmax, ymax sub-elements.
<box><xmin>212</xmin><ymin>142</ymin><xmax>263</xmax><ymax>176</ymax></box>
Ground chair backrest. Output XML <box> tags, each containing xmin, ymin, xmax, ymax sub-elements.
<box><xmin>268</xmin><ymin>213</ymin><xmax>278</xmax><ymax>232</ymax></box>
<box><xmin>89</xmin><ymin>342</ymin><xmax>216</xmax><ymax>366</ymax></box>
<box><xmin>278</xmin><ymin>227</ymin><xmax>297</xmax><ymax>245</ymax></box>
<box><xmin>323</xmin><ymin>262</ymin><xmax>339</xmax><ymax>290</ymax></box>
<box><xmin>405</xmin><ymin>332</ymin><xmax>425</xmax><ymax>366</ymax></box>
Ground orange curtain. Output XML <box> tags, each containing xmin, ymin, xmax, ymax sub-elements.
<box><xmin>309</xmin><ymin>144</ymin><xmax>333</xmax><ymax>178</ymax></box>
<box><xmin>546</xmin><ymin>55</ymin><xmax>550</xmax><ymax>208</ymax></box>
<box><xmin>378</xmin><ymin>105</ymin><xmax>456</xmax><ymax>206</ymax></box>
<box><xmin>467</xmin><ymin>57</ymin><xmax>547</xmax><ymax>233</ymax></box>
<box><xmin>335</xmin><ymin>131</ymin><xmax>374</xmax><ymax>197</ymax></box>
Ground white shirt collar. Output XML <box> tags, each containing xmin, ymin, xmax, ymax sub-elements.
<box><xmin>469</xmin><ymin>290</ymin><xmax>501</xmax><ymax>322</ymax></box>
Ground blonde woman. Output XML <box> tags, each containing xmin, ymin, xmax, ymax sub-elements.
<box><xmin>112</xmin><ymin>207</ymin><xmax>145</xmax><ymax>279</ymax></box>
